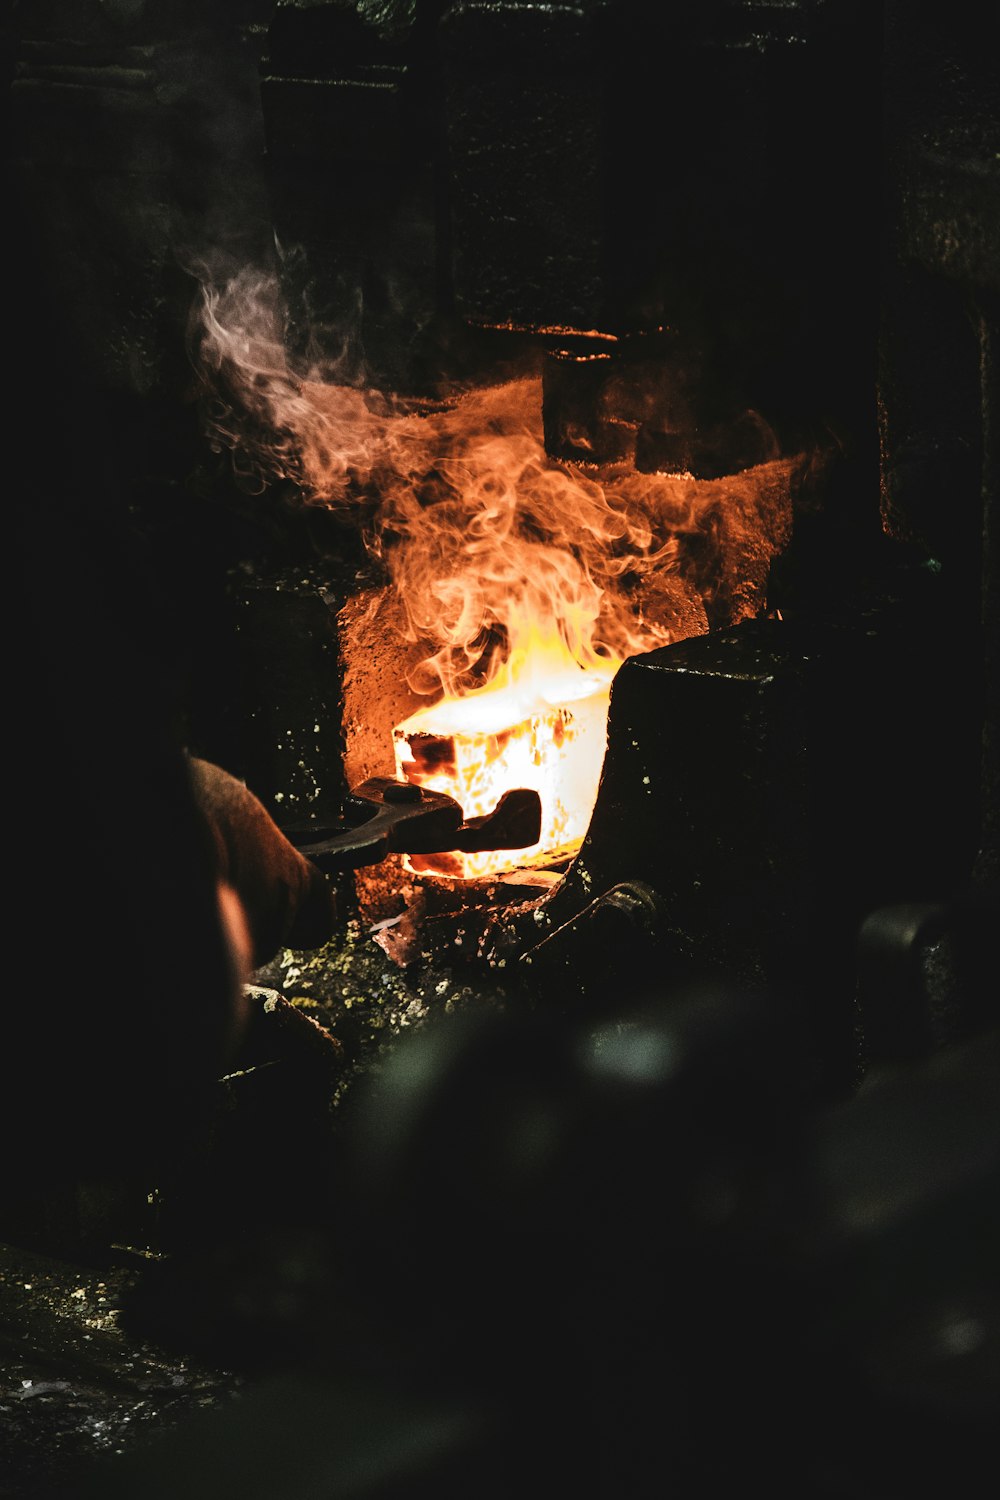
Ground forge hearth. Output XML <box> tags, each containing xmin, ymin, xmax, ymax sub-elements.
<box><xmin>201</xmin><ymin>391</ymin><xmax>801</xmax><ymax>953</ymax></box>
<box><xmin>209</xmin><ymin>500</ymin><xmax>979</xmax><ymax>1115</ymax></box>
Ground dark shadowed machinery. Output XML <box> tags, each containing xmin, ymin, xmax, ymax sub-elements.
<box><xmin>4</xmin><ymin>3</ymin><xmax>998</xmax><ymax>1497</ymax></box>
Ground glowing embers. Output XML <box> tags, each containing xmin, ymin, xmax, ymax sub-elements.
<box><xmin>394</xmin><ymin>669</ymin><xmax>612</xmax><ymax>879</ymax></box>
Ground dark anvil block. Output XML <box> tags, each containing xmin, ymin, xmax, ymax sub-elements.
<box><xmin>518</xmin><ymin>592</ymin><xmax>982</xmax><ymax>1089</ymax></box>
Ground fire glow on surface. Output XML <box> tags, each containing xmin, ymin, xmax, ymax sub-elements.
<box><xmin>196</xmin><ymin>268</ymin><xmax>800</xmax><ymax>881</ymax></box>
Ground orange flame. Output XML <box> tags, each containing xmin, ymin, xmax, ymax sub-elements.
<box><xmin>195</xmin><ymin>268</ymin><xmax>797</xmax><ymax>878</ymax></box>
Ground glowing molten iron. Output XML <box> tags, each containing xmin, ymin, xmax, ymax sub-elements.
<box><xmin>394</xmin><ymin>662</ymin><xmax>613</xmax><ymax>879</ymax></box>
<box><xmin>195</xmin><ymin>267</ymin><xmax>801</xmax><ymax>887</ymax></box>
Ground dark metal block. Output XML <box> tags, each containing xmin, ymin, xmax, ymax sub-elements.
<box><xmin>492</xmin><ymin>598</ymin><xmax>982</xmax><ymax>1084</ymax></box>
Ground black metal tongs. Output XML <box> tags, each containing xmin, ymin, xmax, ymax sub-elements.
<box><xmin>285</xmin><ymin>778</ymin><xmax>542</xmax><ymax>874</ymax></box>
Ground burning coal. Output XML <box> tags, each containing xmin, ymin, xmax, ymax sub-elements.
<box><xmin>194</xmin><ymin>267</ymin><xmax>798</xmax><ymax>878</ymax></box>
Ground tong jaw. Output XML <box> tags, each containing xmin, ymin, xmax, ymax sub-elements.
<box><xmin>289</xmin><ymin>779</ymin><xmax>542</xmax><ymax>873</ymax></box>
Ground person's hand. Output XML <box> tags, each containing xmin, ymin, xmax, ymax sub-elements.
<box><xmin>187</xmin><ymin>756</ymin><xmax>339</xmax><ymax>972</ymax></box>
